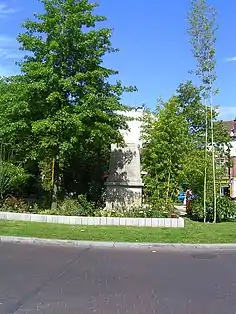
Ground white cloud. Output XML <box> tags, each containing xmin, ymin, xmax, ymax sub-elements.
<box><xmin>0</xmin><ymin>35</ymin><xmax>17</xmax><ymax>46</ymax></box>
<box><xmin>0</xmin><ymin>65</ymin><xmax>16</xmax><ymax>77</ymax></box>
<box><xmin>0</xmin><ymin>34</ymin><xmax>22</xmax><ymax>76</ymax></box>
<box><xmin>0</xmin><ymin>47</ymin><xmax>23</xmax><ymax>59</ymax></box>
<box><xmin>0</xmin><ymin>3</ymin><xmax>21</xmax><ymax>77</ymax></box>
<box><xmin>224</xmin><ymin>57</ymin><xmax>236</xmax><ymax>62</ymax></box>
<box><xmin>0</xmin><ymin>35</ymin><xmax>22</xmax><ymax>60</ymax></box>
<box><xmin>218</xmin><ymin>106</ymin><xmax>236</xmax><ymax>121</ymax></box>
<box><xmin>0</xmin><ymin>4</ymin><xmax>16</xmax><ymax>17</ymax></box>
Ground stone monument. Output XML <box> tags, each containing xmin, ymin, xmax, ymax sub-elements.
<box><xmin>105</xmin><ymin>108</ymin><xmax>144</xmax><ymax>209</ymax></box>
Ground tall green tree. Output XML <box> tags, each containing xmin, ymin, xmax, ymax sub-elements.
<box><xmin>176</xmin><ymin>81</ymin><xmax>229</xmax><ymax>200</ymax></box>
<box><xmin>141</xmin><ymin>82</ymin><xmax>229</xmax><ymax>210</ymax></box>
<box><xmin>187</xmin><ymin>0</ymin><xmax>218</xmax><ymax>222</ymax></box>
<box><xmin>176</xmin><ymin>82</ymin><xmax>229</xmax><ymax>147</ymax></box>
<box><xmin>176</xmin><ymin>81</ymin><xmax>207</xmax><ymax>141</ymax></box>
<box><xmin>0</xmin><ymin>0</ymin><xmax>135</xmax><ymax>208</ymax></box>
<box><xmin>142</xmin><ymin>97</ymin><xmax>190</xmax><ymax>204</ymax></box>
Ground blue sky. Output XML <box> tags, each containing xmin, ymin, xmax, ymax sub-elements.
<box><xmin>0</xmin><ymin>0</ymin><xmax>236</xmax><ymax>120</ymax></box>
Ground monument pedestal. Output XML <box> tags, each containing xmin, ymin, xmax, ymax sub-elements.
<box><xmin>105</xmin><ymin>182</ymin><xmax>143</xmax><ymax>209</ymax></box>
<box><xmin>105</xmin><ymin>143</ymin><xmax>143</xmax><ymax>209</ymax></box>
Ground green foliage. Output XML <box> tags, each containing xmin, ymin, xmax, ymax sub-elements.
<box><xmin>180</xmin><ymin>145</ymin><xmax>227</xmax><ymax>197</ymax></box>
<box><xmin>15</xmin><ymin>0</ymin><xmax>133</xmax><ymax>158</ymax></box>
<box><xmin>142</xmin><ymin>81</ymin><xmax>228</xmax><ymax>208</ymax></box>
<box><xmin>96</xmin><ymin>205</ymin><xmax>177</xmax><ymax>218</ymax></box>
<box><xmin>176</xmin><ymin>82</ymin><xmax>229</xmax><ymax>145</ymax></box>
<box><xmin>0</xmin><ymin>161</ymin><xmax>30</xmax><ymax>199</ymax></box>
<box><xmin>40</xmin><ymin>195</ymin><xmax>95</xmax><ymax>216</ymax></box>
<box><xmin>39</xmin><ymin>158</ymin><xmax>54</xmax><ymax>192</ymax></box>
<box><xmin>0</xmin><ymin>0</ymin><xmax>135</xmax><ymax>207</ymax></box>
<box><xmin>188</xmin><ymin>0</ymin><xmax>217</xmax><ymax>90</ymax></box>
<box><xmin>142</xmin><ymin>97</ymin><xmax>190</xmax><ymax>202</ymax></box>
<box><xmin>216</xmin><ymin>197</ymin><xmax>236</xmax><ymax>222</ymax></box>
<box><xmin>188</xmin><ymin>0</ymin><xmax>218</xmax><ymax>222</ymax></box>
<box><xmin>1</xmin><ymin>194</ymin><xmax>95</xmax><ymax>216</ymax></box>
<box><xmin>176</xmin><ymin>82</ymin><xmax>205</xmax><ymax>137</ymax></box>
<box><xmin>0</xmin><ymin>195</ymin><xmax>177</xmax><ymax>219</ymax></box>
<box><xmin>38</xmin><ymin>200</ymin><xmax>177</xmax><ymax>219</ymax></box>
<box><xmin>190</xmin><ymin>197</ymin><xmax>236</xmax><ymax>222</ymax></box>
<box><xmin>1</xmin><ymin>196</ymin><xmax>31</xmax><ymax>213</ymax></box>
<box><xmin>0</xmin><ymin>0</ymin><xmax>228</xmax><ymax>217</ymax></box>
<box><xmin>62</xmin><ymin>145</ymin><xmax>110</xmax><ymax>206</ymax></box>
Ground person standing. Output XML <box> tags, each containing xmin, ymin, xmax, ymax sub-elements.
<box><xmin>186</xmin><ymin>189</ymin><xmax>192</xmax><ymax>213</ymax></box>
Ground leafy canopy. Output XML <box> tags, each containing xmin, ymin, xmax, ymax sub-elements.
<box><xmin>0</xmin><ymin>0</ymin><xmax>135</xmax><ymax>164</ymax></box>
<box><xmin>142</xmin><ymin>82</ymin><xmax>229</xmax><ymax>202</ymax></box>
<box><xmin>0</xmin><ymin>0</ymin><xmax>136</xmax><ymax>204</ymax></box>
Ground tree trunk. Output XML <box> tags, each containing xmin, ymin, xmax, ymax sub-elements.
<box><xmin>166</xmin><ymin>158</ymin><xmax>171</xmax><ymax>204</ymax></box>
<box><xmin>51</xmin><ymin>156</ymin><xmax>59</xmax><ymax>210</ymax></box>
<box><xmin>210</xmin><ymin>93</ymin><xmax>217</xmax><ymax>223</ymax></box>
<box><xmin>203</xmin><ymin>98</ymin><xmax>208</xmax><ymax>223</ymax></box>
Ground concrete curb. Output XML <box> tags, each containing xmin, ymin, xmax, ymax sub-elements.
<box><xmin>0</xmin><ymin>212</ymin><xmax>185</xmax><ymax>228</ymax></box>
<box><xmin>1</xmin><ymin>236</ymin><xmax>236</xmax><ymax>250</ymax></box>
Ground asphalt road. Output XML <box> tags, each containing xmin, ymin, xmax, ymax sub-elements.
<box><xmin>0</xmin><ymin>243</ymin><xmax>236</xmax><ymax>314</ymax></box>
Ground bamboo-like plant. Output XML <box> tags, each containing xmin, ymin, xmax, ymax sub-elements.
<box><xmin>188</xmin><ymin>0</ymin><xmax>218</xmax><ymax>222</ymax></box>
<box><xmin>0</xmin><ymin>147</ymin><xmax>11</xmax><ymax>200</ymax></box>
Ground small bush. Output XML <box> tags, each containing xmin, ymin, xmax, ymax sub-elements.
<box><xmin>0</xmin><ymin>162</ymin><xmax>30</xmax><ymax>199</ymax></box>
<box><xmin>77</xmin><ymin>195</ymin><xmax>95</xmax><ymax>216</ymax></box>
<box><xmin>39</xmin><ymin>209</ymin><xmax>61</xmax><ymax>215</ymax></box>
<box><xmin>31</xmin><ymin>202</ymin><xmax>41</xmax><ymax>213</ymax></box>
<box><xmin>148</xmin><ymin>197</ymin><xmax>175</xmax><ymax>211</ymax></box>
<box><xmin>58</xmin><ymin>198</ymin><xmax>83</xmax><ymax>216</ymax></box>
<box><xmin>43</xmin><ymin>195</ymin><xmax>96</xmax><ymax>216</ymax></box>
<box><xmin>1</xmin><ymin>196</ymin><xmax>30</xmax><ymax>213</ymax></box>
<box><xmin>189</xmin><ymin>196</ymin><xmax>236</xmax><ymax>222</ymax></box>
<box><xmin>96</xmin><ymin>205</ymin><xmax>177</xmax><ymax>218</ymax></box>
<box><xmin>214</xmin><ymin>197</ymin><xmax>236</xmax><ymax>222</ymax></box>
<box><xmin>0</xmin><ymin>195</ymin><xmax>179</xmax><ymax>219</ymax></box>
<box><xmin>0</xmin><ymin>195</ymin><xmax>95</xmax><ymax>217</ymax></box>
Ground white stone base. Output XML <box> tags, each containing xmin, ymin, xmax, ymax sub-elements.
<box><xmin>0</xmin><ymin>212</ymin><xmax>185</xmax><ymax>228</ymax></box>
<box><xmin>105</xmin><ymin>183</ymin><xmax>143</xmax><ymax>209</ymax></box>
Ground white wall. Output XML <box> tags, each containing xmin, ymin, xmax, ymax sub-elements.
<box><xmin>230</xmin><ymin>142</ymin><xmax>236</xmax><ymax>157</ymax></box>
<box><xmin>223</xmin><ymin>141</ymin><xmax>236</xmax><ymax>157</ymax></box>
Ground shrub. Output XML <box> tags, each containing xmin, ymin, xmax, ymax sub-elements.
<box><xmin>77</xmin><ymin>194</ymin><xmax>95</xmax><ymax>216</ymax></box>
<box><xmin>58</xmin><ymin>198</ymin><xmax>83</xmax><ymax>216</ymax></box>
<box><xmin>42</xmin><ymin>195</ymin><xmax>96</xmax><ymax>216</ymax></box>
<box><xmin>96</xmin><ymin>205</ymin><xmax>178</xmax><ymax>218</ymax></box>
<box><xmin>39</xmin><ymin>209</ymin><xmax>61</xmax><ymax>215</ymax></box>
<box><xmin>216</xmin><ymin>197</ymin><xmax>236</xmax><ymax>222</ymax></box>
<box><xmin>0</xmin><ymin>162</ymin><xmax>30</xmax><ymax>199</ymax></box>
<box><xmin>189</xmin><ymin>196</ymin><xmax>236</xmax><ymax>222</ymax></box>
<box><xmin>0</xmin><ymin>195</ymin><xmax>96</xmax><ymax>217</ymax></box>
<box><xmin>1</xmin><ymin>196</ymin><xmax>31</xmax><ymax>213</ymax></box>
<box><xmin>0</xmin><ymin>194</ymin><xmax>179</xmax><ymax>219</ymax></box>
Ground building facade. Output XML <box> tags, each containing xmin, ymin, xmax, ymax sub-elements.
<box><xmin>219</xmin><ymin>120</ymin><xmax>236</xmax><ymax>199</ymax></box>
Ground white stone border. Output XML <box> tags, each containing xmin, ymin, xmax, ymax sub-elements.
<box><xmin>0</xmin><ymin>212</ymin><xmax>185</xmax><ymax>228</ymax></box>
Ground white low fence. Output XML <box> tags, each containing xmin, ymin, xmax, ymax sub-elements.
<box><xmin>0</xmin><ymin>212</ymin><xmax>185</xmax><ymax>228</ymax></box>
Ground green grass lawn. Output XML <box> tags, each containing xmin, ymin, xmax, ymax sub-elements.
<box><xmin>0</xmin><ymin>219</ymin><xmax>236</xmax><ymax>243</ymax></box>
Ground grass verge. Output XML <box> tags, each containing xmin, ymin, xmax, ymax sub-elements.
<box><xmin>0</xmin><ymin>219</ymin><xmax>236</xmax><ymax>243</ymax></box>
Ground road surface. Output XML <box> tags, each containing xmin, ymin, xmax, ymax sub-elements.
<box><xmin>0</xmin><ymin>242</ymin><xmax>236</xmax><ymax>313</ymax></box>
